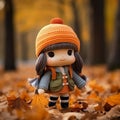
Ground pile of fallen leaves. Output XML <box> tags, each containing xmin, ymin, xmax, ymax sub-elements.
<box><xmin>0</xmin><ymin>64</ymin><xmax>120</xmax><ymax>120</ymax></box>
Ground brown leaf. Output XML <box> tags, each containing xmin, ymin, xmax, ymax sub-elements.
<box><xmin>20</xmin><ymin>90</ymin><xmax>32</xmax><ymax>104</ymax></box>
<box><xmin>49</xmin><ymin>109</ymin><xmax>63</xmax><ymax>120</ymax></box>
<box><xmin>7</xmin><ymin>96</ymin><xmax>30</xmax><ymax>110</ymax></box>
<box><xmin>0</xmin><ymin>95</ymin><xmax>8</xmax><ymax>111</ymax></box>
<box><xmin>68</xmin><ymin>115</ymin><xmax>77</xmax><ymax>120</ymax></box>
<box><xmin>63</xmin><ymin>112</ymin><xmax>84</xmax><ymax>120</ymax></box>
<box><xmin>103</xmin><ymin>102</ymin><xmax>114</xmax><ymax>112</ymax></box>
<box><xmin>97</xmin><ymin>105</ymin><xmax>120</xmax><ymax>120</ymax></box>
<box><xmin>81</xmin><ymin>112</ymin><xmax>98</xmax><ymax>120</ymax></box>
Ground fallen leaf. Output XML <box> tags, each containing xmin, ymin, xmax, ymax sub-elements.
<box><xmin>20</xmin><ymin>90</ymin><xmax>32</xmax><ymax>104</ymax></box>
<box><xmin>63</xmin><ymin>112</ymin><xmax>84</xmax><ymax>120</ymax></box>
<box><xmin>7</xmin><ymin>96</ymin><xmax>30</xmax><ymax>110</ymax></box>
<box><xmin>97</xmin><ymin>105</ymin><xmax>120</xmax><ymax>120</ymax></box>
<box><xmin>105</xmin><ymin>93</ymin><xmax>120</xmax><ymax>106</ymax></box>
<box><xmin>31</xmin><ymin>93</ymin><xmax>48</xmax><ymax>107</ymax></box>
<box><xmin>87</xmin><ymin>91</ymin><xmax>102</xmax><ymax>103</ymax></box>
<box><xmin>24</xmin><ymin>105</ymin><xmax>50</xmax><ymax>120</ymax></box>
<box><xmin>103</xmin><ymin>102</ymin><xmax>114</xmax><ymax>111</ymax></box>
<box><xmin>88</xmin><ymin>80</ymin><xmax>105</xmax><ymax>93</ymax></box>
<box><xmin>0</xmin><ymin>95</ymin><xmax>8</xmax><ymax>111</ymax></box>
<box><xmin>48</xmin><ymin>109</ymin><xmax>63</xmax><ymax>120</ymax></box>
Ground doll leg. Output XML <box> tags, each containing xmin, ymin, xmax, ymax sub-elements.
<box><xmin>60</xmin><ymin>94</ymin><xmax>69</xmax><ymax>109</ymax></box>
<box><xmin>48</xmin><ymin>95</ymin><xmax>58</xmax><ymax>108</ymax></box>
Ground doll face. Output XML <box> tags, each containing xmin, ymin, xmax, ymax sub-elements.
<box><xmin>45</xmin><ymin>49</ymin><xmax>75</xmax><ymax>66</ymax></box>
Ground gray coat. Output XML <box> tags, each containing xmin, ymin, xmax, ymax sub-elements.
<box><xmin>29</xmin><ymin>67</ymin><xmax>86</xmax><ymax>91</ymax></box>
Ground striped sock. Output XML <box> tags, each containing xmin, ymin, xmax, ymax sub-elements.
<box><xmin>49</xmin><ymin>95</ymin><xmax>58</xmax><ymax>107</ymax></box>
<box><xmin>60</xmin><ymin>94</ymin><xmax>69</xmax><ymax>108</ymax></box>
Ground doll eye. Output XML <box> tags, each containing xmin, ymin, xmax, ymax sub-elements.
<box><xmin>67</xmin><ymin>49</ymin><xmax>73</xmax><ymax>56</ymax></box>
<box><xmin>47</xmin><ymin>51</ymin><xmax>54</xmax><ymax>57</ymax></box>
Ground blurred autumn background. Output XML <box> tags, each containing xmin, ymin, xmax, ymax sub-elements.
<box><xmin>0</xmin><ymin>0</ymin><xmax>120</xmax><ymax>120</ymax></box>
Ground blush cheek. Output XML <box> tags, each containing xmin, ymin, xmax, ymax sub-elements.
<box><xmin>69</xmin><ymin>56</ymin><xmax>75</xmax><ymax>64</ymax></box>
<box><xmin>46</xmin><ymin>59</ymin><xmax>52</xmax><ymax>66</ymax></box>
<box><xmin>73</xmin><ymin>57</ymin><xmax>75</xmax><ymax>63</ymax></box>
<box><xmin>46</xmin><ymin>58</ymin><xmax>57</xmax><ymax>66</ymax></box>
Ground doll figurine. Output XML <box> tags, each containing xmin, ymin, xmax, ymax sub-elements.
<box><xmin>29</xmin><ymin>18</ymin><xmax>87</xmax><ymax>109</ymax></box>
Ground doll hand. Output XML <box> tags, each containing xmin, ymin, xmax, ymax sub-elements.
<box><xmin>38</xmin><ymin>89</ymin><xmax>45</xmax><ymax>94</ymax></box>
<box><xmin>80</xmin><ymin>74</ymin><xmax>87</xmax><ymax>81</ymax></box>
<box><xmin>81</xmin><ymin>87</ymin><xmax>86</xmax><ymax>93</ymax></box>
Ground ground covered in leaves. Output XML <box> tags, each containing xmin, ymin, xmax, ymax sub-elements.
<box><xmin>0</xmin><ymin>64</ymin><xmax>120</xmax><ymax>120</ymax></box>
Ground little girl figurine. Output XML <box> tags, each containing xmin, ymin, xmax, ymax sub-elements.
<box><xmin>29</xmin><ymin>18</ymin><xmax>87</xmax><ymax>109</ymax></box>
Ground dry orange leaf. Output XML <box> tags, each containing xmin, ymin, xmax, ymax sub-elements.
<box><xmin>25</xmin><ymin>107</ymin><xmax>49</xmax><ymax>120</ymax></box>
<box><xmin>31</xmin><ymin>93</ymin><xmax>48</xmax><ymax>107</ymax></box>
<box><xmin>87</xmin><ymin>92</ymin><xmax>102</xmax><ymax>103</ymax></box>
<box><xmin>88</xmin><ymin>80</ymin><xmax>105</xmax><ymax>93</ymax></box>
<box><xmin>1</xmin><ymin>65</ymin><xmax>120</xmax><ymax>119</ymax></box>
<box><xmin>20</xmin><ymin>91</ymin><xmax>31</xmax><ymax>103</ymax></box>
<box><xmin>7</xmin><ymin>91</ymin><xmax>19</xmax><ymax>98</ymax></box>
<box><xmin>105</xmin><ymin>93</ymin><xmax>120</xmax><ymax>106</ymax></box>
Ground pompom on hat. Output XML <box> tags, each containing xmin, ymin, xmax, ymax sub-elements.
<box><xmin>35</xmin><ymin>18</ymin><xmax>80</xmax><ymax>57</ymax></box>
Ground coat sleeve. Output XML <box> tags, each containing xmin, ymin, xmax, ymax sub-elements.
<box><xmin>38</xmin><ymin>71</ymin><xmax>51</xmax><ymax>91</ymax></box>
<box><xmin>28</xmin><ymin>77</ymin><xmax>39</xmax><ymax>88</ymax></box>
<box><xmin>72</xmin><ymin>70</ymin><xmax>86</xmax><ymax>89</ymax></box>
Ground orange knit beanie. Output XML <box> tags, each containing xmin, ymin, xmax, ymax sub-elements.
<box><xmin>35</xmin><ymin>18</ymin><xmax>80</xmax><ymax>57</ymax></box>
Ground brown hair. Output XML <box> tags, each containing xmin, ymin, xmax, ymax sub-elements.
<box><xmin>35</xmin><ymin>43</ymin><xmax>83</xmax><ymax>76</ymax></box>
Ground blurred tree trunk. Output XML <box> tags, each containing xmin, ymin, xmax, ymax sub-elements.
<box><xmin>70</xmin><ymin>0</ymin><xmax>81</xmax><ymax>38</ymax></box>
<box><xmin>107</xmin><ymin>0</ymin><xmax>120</xmax><ymax>71</ymax></box>
<box><xmin>70</xmin><ymin>0</ymin><xmax>85</xmax><ymax>59</ymax></box>
<box><xmin>4</xmin><ymin>0</ymin><xmax>16</xmax><ymax>70</ymax></box>
<box><xmin>57</xmin><ymin>0</ymin><xmax>64</xmax><ymax>18</ymax></box>
<box><xmin>21</xmin><ymin>32</ymin><xmax>28</xmax><ymax>61</ymax></box>
<box><xmin>88</xmin><ymin>0</ymin><xmax>106</xmax><ymax>65</ymax></box>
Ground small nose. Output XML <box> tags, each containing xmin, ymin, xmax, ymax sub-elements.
<box><xmin>60</xmin><ymin>59</ymin><xmax>65</xmax><ymax>61</ymax></box>
<box><xmin>59</xmin><ymin>56</ymin><xmax>65</xmax><ymax>61</ymax></box>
